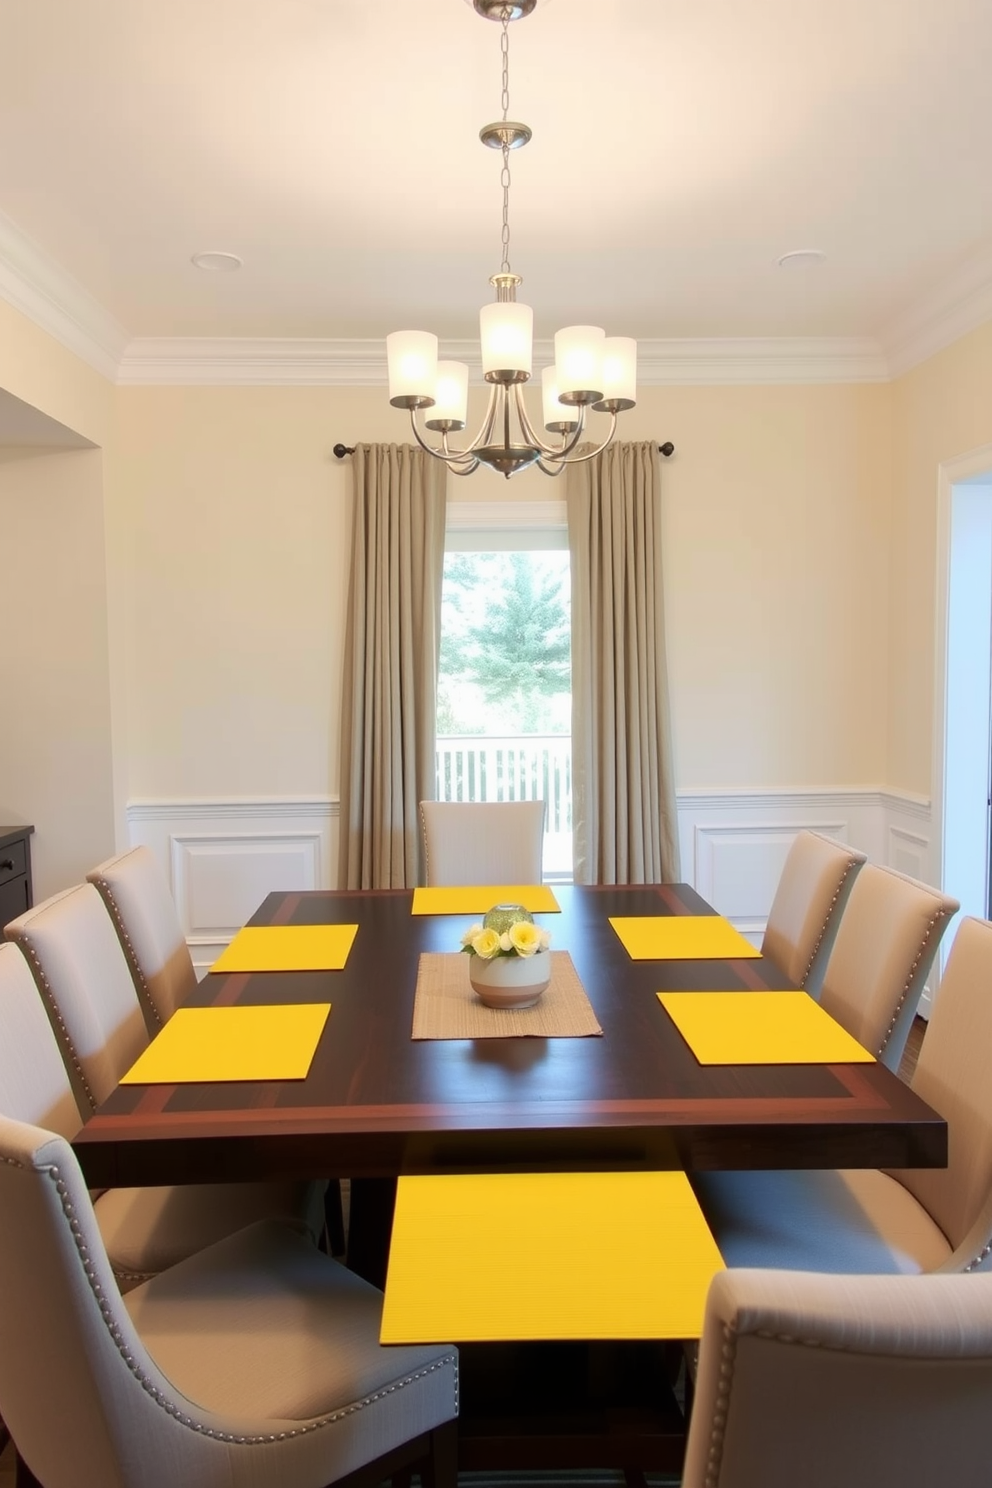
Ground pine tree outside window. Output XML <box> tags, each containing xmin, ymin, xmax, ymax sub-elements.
<box><xmin>438</xmin><ymin>502</ymin><xmax>572</xmax><ymax>880</ymax></box>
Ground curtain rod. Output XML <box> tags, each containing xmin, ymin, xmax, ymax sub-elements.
<box><xmin>333</xmin><ymin>441</ymin><xmax>675</xmax><ymax>460</ymax></box>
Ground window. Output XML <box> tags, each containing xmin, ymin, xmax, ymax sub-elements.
<box><xmin>437</xmin><ymin>501</ymin><xmax>572</xmax><ymax>880</ymax></box>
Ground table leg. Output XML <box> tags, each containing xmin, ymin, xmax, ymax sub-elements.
<box><xmin>346</xmin><ymin>1177</ymin><xmax>397</xmax><ymax>1289</ymax></box>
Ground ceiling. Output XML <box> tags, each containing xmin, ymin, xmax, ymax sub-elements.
<box><xmin>0</xmin><ymin>0</ymin><xmax>991</xmax><ymax>364</ymax></box>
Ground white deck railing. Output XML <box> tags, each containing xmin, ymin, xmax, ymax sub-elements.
<box><xmin>434</xmin><ymin>734</ymin><xmax>573</xmax><ymax>877</ymax></box>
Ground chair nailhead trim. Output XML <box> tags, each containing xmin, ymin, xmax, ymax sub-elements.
<box><xmin>702</xmin><ymin>1320</ymin><xmax>738</xmax><ymax>1488</ymax></box>
<box><xmin>12</xmin><ymin>933</ymin><xmax>95</xmax><ymax>1109</ymax></box>
<box><xmin>878</xmin><ymin>906</ymin><xmax>951</xmax><ymax>1057</ymax></box>
<box><xmin>90</xmin><ymin>877</ymin><xmax>165</xmax><ymax>1030</ymax></box>
<box><xmin>965</xmin><ymin>1239</ymin><xmax>992</xmax><ymax>1273</ymax></box>
<box><xmin>23</xmin><ymin>1154</ymin><xmax>457</xmax><ymax>1448</ymax></box>
<box><xmin>801</xmin><ymin>856</ymin><xmax>861</xmax><ymax>987</ymax></box>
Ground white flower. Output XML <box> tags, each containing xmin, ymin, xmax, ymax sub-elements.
<box><xmin>460</xmin><ymin>923</ymin><xmax>484</xmax><ymax>949</ymax></box>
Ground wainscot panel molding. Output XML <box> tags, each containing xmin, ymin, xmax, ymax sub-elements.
<box><xmin>127</xmin><ymin>788</ymin><xmax>934</xmax><ymax>991</ymax></box>
<box><xmin>677</xmin><ymin>785</ymin><xmax>939</xmax><ymax>1013</ymax></box>
<box><xmin>127</xmin><ymin>797</ymin><xmax>338</xmax><ymax>976</ymax></box>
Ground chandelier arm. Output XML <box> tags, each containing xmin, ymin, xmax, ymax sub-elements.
<box><xmin>534</xmin><ymin>457</ymin><xmax>568</xmax><ymax>478</ymax></box>
<box><xmin>512</xmin><ymin>383</ymin><xmax>588</xmax><ymax>461</ymax></box>
<box><xmin>554</xmin><ymin>410</ymin><xmax>619</xmax><ymax>465</ymax></box>
<box><xmin>441</xmin><ymin>431</ymin><xmax>480</xmax><ymax>475</ymax></box>
<box><xmin>408</xmin><ymin>409</ymin><xmax>477</xmax><ymax>467</ymax></box>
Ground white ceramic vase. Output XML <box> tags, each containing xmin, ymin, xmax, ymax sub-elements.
<box><xmin>468</xmin><ymin>949</ymin><xmax>551</xmax><ymax>1009</ymax></box>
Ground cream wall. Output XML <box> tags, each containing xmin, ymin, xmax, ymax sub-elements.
<box><xmin>889</xmin><ymin>320</ymin><xmax>992</xmax><ymax>796</ymax></box>
<box><xmin>0</xmin><ymin>300</ymin><xmax>112</xmax><ymax>449</ymax></box>
<box><xmin>112</xmin><ymin>379</ymin><xmax>892</xmax><ymax>804</ymax></box>
<box><xmin>0</xmin><ymin>448</ymin><xmax>116</xmax><ymax>898</ymax></box>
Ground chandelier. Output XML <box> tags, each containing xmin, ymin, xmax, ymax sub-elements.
<box><xmin>385</xmin><ymin>0</ymin><xmax>637</xmax><ymax>479</ymax></box>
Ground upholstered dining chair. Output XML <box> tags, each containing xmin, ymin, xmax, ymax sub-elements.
<box><xmin>760</xmin><ymin>830</ymin><xmax>866</xmax><ymax>998</ymax></box>
<box><xmin>692</xmin><ymin>914</ymin><xmax>992</xmax><ymax>1276</ymax></box>
<box><xmin>815</xmin><ymin>862</ymin><xmax>958</xmax><ymax>1072</ymax></box>
<box><xmin>683</xmin><ymin>1266</ymin><xmax>992</xmax><ymax>1488</ymax></box>
<box><xmin>4</xmin><ymin>886</ymin><xmax>326</xmax><ymax>1289</ymax></box>
<box><xmin>0</xmin><ymin>1110</ymin><xmax>458</xmax><ymax>1488</ymax></box>
<box><xmin>420</xmin><ymin>799</ymin><xmax>546</xmax><ymax>886</ymax></box>
<box><xmin>86</xmin><ymin>844</ymin><xmax>196</xmax><ymax>1029</ymax></box>
<box><xmin>86</xmin><ymin>846</ymin><xmax>347</xmax><ymax>1255</ymax></box>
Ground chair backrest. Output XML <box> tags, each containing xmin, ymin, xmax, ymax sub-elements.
<box><xmin>87</xmin><ymin>845</ymin><xmax>196</xmax><ymax>1027</ymax></box>
<box><xmin>0</xmin><ymin>1113</ymin><xmax>198</xmax><ymax>1488</ymax></box>
<box><xmin>0</xmin><ymin>943</ymin><xmax>81</xmax><ymax>1139</ymax></box>
<box><xmin>818</xmin><ymin>863</ymin><xmax>958</xmax><ymax>1070</ymax></box>
<box><xmin>760</xmin><ymin>830</ymin><xmax>866</xmax><ymax>996</ymax></box>
<box><xmin>5</xmin><ymin>883</ymin><xmax>149</xmax><ymax>1113</ymax></box>
<box><xmin>683</xmin><ymin>1266</ymin><xmax>992</xmax><ymax>1488</ymax></box>
<box><xmin>420</xmin><ymin>800</ymin><xmax>546</xmax><ymax>886</ymax></box>
<box><xmin>891</xmin><ymin>916</ymin><xmax>992</xmax><ymax>1267</ymax></box>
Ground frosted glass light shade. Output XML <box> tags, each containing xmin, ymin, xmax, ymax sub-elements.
<box><xmin>387</xmin><ymin>330</ymin><xmax>438</xmax><ymax>406</ymax></box>
<box><xmin>597</xmin><ymin>336</ymin><xmax>637</xmax><ymax>409</ymax></box>
<box><xmin>480</xmin><ymin>301</ymin><xmax>533</xmax><ymax>378</ymax></box>
<box><xmin>541</xmin><ymin>366</ymin><xmax>579</xmax><ymax>431</ymax></box>
<box><xmin>426</xmin><ymin>361</ymin><xmax>469</xmax><ymax>428</ymax></box>
<box><xmin>554</xmin><ymin>326</ymin><xmax>605</xmax><ymax>403</ymax></box>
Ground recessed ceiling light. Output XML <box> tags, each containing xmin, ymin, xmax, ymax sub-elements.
<box><xmin>191</xmin><ymin>251</ymin><xmax>243</xmax><ymax>272</ymax></box>
<box><xmin>777</xmin><ymin>249</ymin><xmax>827</xmax><ymax>269</ymax></box>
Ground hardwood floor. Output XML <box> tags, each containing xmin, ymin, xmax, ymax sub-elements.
<box><xmin>899</xmin><ymin>1014</ymin><xmax>927</xmax><ymax>1084</ymax></box>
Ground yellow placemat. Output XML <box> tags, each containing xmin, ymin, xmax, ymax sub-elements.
<box><xmin>210</xmin><ymin>924</ymin><xmax>358</xmax><ymax>973</ymax></box>
<box><xmin>120</xmin><ymin>1003</ymin><xmax>331</xmax><ymax>1084</ymax></box>
<box><xmin>381</xmin><ymin>1170</ymin><xmax>724</xmax><ymax>1343</ymax></box>
<box><xmin>412</xmin><ymin>885</ymin><xmax>561</xmax><ymax>915</ymax></box>
<box><xmin>609</xmin><ymin>914</ymin><xmax>760</xmax><ymax>960</ymax></box>
<box><xmin>658</xmin><ymin>990</ymin><xmax>874</xmax><ymax>1065</ymax></box>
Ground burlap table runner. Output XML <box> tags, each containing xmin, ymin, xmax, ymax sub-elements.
<box><xmin>412</xmin><ymin>950</ymin><xmax>603</xmax><ymax>1040</ymax></box>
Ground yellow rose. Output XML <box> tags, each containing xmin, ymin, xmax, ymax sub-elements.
<box><xmin>508</xmin><ymin>920</ymin><xmax>546</xmax><ymax>957</ymax></box>
<box><xmin>470</xmin><ymin>927</ymin><xmax>502</xmax><ymax>959</ymax></box>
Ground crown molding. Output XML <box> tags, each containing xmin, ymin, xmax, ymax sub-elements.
<box><xmin>0</xmin><ymin>209</ymin><xmax>129</xmax><ymax>382</ymax></box>
<box><xmin>0</xmin><ymin>195</ymin><xmax>986</xmax><ymax>389</ymax></box>
<box><xmin>116</xmin><ymin>333</ymin><xmax>889</xmax><ymax>387</ymax></box>
<box><xmin>880</xmin><ymin>245</ymin><xmax>992</xmax><ymax>378</ymax></box>
<box><xmin>635</xmin><ymin>337</ymin><xmax>888</xmax><ymax>385</ymax></box>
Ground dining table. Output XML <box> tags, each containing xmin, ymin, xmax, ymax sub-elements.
<box><xmin>74</xmin><ymin>880</ymin><xmax>946</xmax><ymax>1190</ymax></box>
<box><xmin>71</xmin><ymin>880</ymin><xmax>948</xmax><ymax>1478</ymax></box>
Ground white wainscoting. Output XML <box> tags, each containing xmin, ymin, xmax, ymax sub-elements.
<box><xmin>677</xmin><ymin>786</ymin><xmax>936</xmax><ymax>1010</ymax></box>
<box><xmin>127</xmin><ymin>798</ymin><xmax>338</xmax><ymax>976</ymax></box>
<box><xmin>127</xmin><ymin>786</ymin><xmax>934</xmax><ymax>997</ymax></box>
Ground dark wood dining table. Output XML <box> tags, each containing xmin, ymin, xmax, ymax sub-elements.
<box><xmin>71</xmin><ymin>881</ymin><xmax>948</xmax><ymax>1478</ymax></box>
<box><xmin>73</xmin><ymin>880</ymin><xmax>946</xmax><ymax>1191</ymax></box>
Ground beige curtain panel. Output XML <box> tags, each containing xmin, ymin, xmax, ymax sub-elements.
<box><xmin>567</xmin><ymin>441</ymin><xmax>680</xmax><ymax>884</ymax></box>
<box><xmin>338</xmin><ymin>444</ymin><xmax>446</xmax><ymax>889</ymax></box>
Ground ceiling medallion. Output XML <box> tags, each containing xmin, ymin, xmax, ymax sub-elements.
<box><xmin>385</xmin><ymin>0</ymin><xmax>636</xmax><ymax>479</ymax></box>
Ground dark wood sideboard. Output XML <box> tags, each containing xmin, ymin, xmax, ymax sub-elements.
<box><xmin>0</xmin><ymin>825</ymin><xmax>34</xmax><ymax>928</ymax></box>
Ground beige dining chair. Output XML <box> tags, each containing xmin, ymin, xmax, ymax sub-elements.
<box><xmin>420</xmin><ymin>799</ymin><xmax>546</xmax><ymax>886</ymax></box>
<box><xmin>86</xmin><ymin>845</ymin><xmax>348</xmax><ymax>1256</ymax></box>
<box><xmin>0</xmin><ymin>1109</ymin><xmax>457</xmax><ymax>1488</ymax></box>
<box><xmin>692</xmin><ymin>914</ymin><xmax>992</xmax><ymax>1276</ymax></box>
<box><xmin>4</xmin><ymin>886</ymin><xmax>325</xmax><ymax>1289</ymax></box>
<box><xmin>760</xmin><ymin>830</ymin><xmax>866</xmax><ymax>998</ymax></box>
<box><xmin>87</xmin><ymin>844</ymin><xmax>197</xmax><ymax>1029</ymax></box>
<box><xmin>86</xmin><ymin>851</ymin><xmax>349</xmax><ymax>1255</ymax></box>
<box><xmin>817</xmin><ymin>861</ymin><xmax>958</xmax><ymax>1072</ymax></box>
<box><xmin>684</xmin><ymin>1266</ymin><xmax>992</xmax><ymax>1488</ymax></box>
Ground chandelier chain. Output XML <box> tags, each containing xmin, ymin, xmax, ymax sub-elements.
<box><xmin>500</xmin><ymin>15</ymin><xmax>512</xmax><ymax>274</ymax></box>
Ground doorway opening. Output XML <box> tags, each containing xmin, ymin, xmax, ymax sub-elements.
<box><xmin>935</xmin><ymin>453</ymin><xmax>992</xmax><ymax>939</ymax></box>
